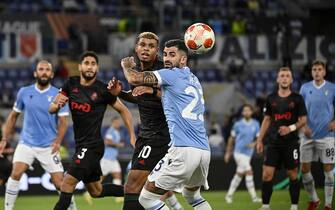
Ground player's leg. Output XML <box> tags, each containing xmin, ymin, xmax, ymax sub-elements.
<box><xmin>36</xmin><ymin>146</ymin><xmax>77</xmax><ymax>210</ymax></box>
<box><xmin>318</xmin><ymin>138</ymin><xmax>335</xmax><ymax>209</ymax></box>
<box><xmin>124</xmin><ymin>169</ymin><xmax>150</xmax><ymax>210</ymax></box>
<box><xmin>53</xmin><ymin>173</ymin><xmax>79</xmax><ymax>210</ymax></box>
<box><xmin>245</xmin><ymin>170</ymin><xmax>261</xmax><ymax>202</ymax></box>
<box><xmin>285</xmin><ymin>144</ymin><xmax>300</xmax><ymax>210</ymax></box>
<box><xmin>286</xmin><ymin>168</ymin><xmax>300</xmax><ymax>210</ymax></box>
<box><xmin>110</xmin><ymin>160</ymin><xmax>123</xmax><ymax>185</ymax></box>
<box><xmin>182</xmin><ymin>186</ymin><xmax>212</xmax><ymax>210</ymax></box>
<box><xmin>259</xmin><ymin>145</ymin><xmax>278</xmax><ymax>210</ymax></box>
<box><xmin>225</xmin><ymin>153</ymin><xmax>243</xmax><ymax>203</ymax></box>
<box><xmin>5</xmin><ymin>144</ymin><xmax>33</xmax><ymax>210</ymax></box>
<box><xmin>300</xmin><ymin>139</ymin><xmax>320</xmax><ymax>208</ymax></box>
<box><xmin>139</xmin><ymin>181</ymin><xmax>169</xmax><ymax>210</ymax></box>
<box><xmin>162</xmin><ymin>191</ymin><xmax>184</xmax><ymax>210</ymax></box>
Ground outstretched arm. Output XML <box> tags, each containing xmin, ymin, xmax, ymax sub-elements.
<box><xmin>121</xmin><ymin>57</ymin><xmax>158</xmax><ymax>86</ymax></box>
<box><xmin>0</xmin><ymin>111</ymin><xmax>20</xmax><ymax>157</ymax></box>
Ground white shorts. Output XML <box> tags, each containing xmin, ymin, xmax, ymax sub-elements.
<box><xmin>148</xmin><ymin>146</ymin><xmax>210</xmax><ymax>193</ymax></box>
<box><xmin>300</xmin><ymin>137</ymin><xmax>335</xmax><ymax>164</ymax></box>
<box><xmin>13</xmin><ymin>143</ymin><xmax>63</xmax><ymax>173</ymax></box>
<box><xmin>233</xmin><ymin>153</ymin><xmax>252</xmax><ymax>173</ymax></box>
<box><xmin>100</xmin><ymin>158</ymin><xmax>122</xmax><ymax>176</ymax></box>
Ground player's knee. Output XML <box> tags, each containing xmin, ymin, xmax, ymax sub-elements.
<box><xmin>301</xmin><ymin>164</ymin><xmax>311</xmax><ymax>174</ymax></box>
<box><xmin>88</xmin><ymin>189</ymin><xmax>102</xmax><ymax>198</ymax></box>
<box><xmin>124</xmin><ymin>177</ymin><xmax>144</xmax><ymax>193</ymax></box>
<box><xmin>10</xmin><ymin>170</ymin><xmax>24</xmax><ymax>180</ymax></box>
<box><xmin>262</xmin><ymin>171</ymin><xmax>273</xmax><ymax>181</ymax></box>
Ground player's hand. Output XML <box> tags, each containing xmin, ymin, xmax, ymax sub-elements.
<box><xmin>304</xmin><ymin>127</ymin><xmax>312</xmax><ymax>138</ymax></box>
<box><xmin>0</xmin><ymin>140</ymin><xmax>7</xmax><ymax>157</ymax></box>
<box><xmin>224</xmin><ymin>153</ymin><xmax>231</xmax><ymax>163</ymax></box>
<box><xmin>121</xmin><ymin>57</ymin><xmax>136</xmax><ymax>70</ymax></box>
<box><xmin>132</xmin><ymin>86</ymin><xmax>153</xmax><ymax>96</ymax></box>
<box><xmin>278</xmin><ymin>126</ymin><xmax>291</xmax><ymax>136</ymax></box>
<box><xmin>51</xmin><ymin>141</ymin><xmax>61</xmax><ymax>154</ymax></box>
<box><xmin>328</xmin><ymin>121</ymin><xmax>335</xmax><ymax>131</ymax></box>
<box><xmin>53</xmin><ymin>93</ymin><xmax>68</xmax><ymax>108</ymax></box>
<box><xmin>107</xmin><ymin>77</ymin><xmax>122</xmax><ymax>96</ymax></box>
<box><xmin>256</xmin><ymin>139</ymin><xmax>263</xmax><ymax>154</ymax></box>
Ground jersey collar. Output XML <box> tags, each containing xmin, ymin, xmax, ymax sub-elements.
<box><xmin>242</xmin><ymin>118</ymin><xmax>252</xmax><ymax>125</ymax></box>
<box><xmin>34</xmin><ymin>83</ymin><xmax>51</xmax><ymax>93</ymax></box>
<box><xmin>312</xmin><ymin>80</ymin><xmax>326</xmax><ymax>89</ymax></box>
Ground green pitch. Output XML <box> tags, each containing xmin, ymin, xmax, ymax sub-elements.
<box><xmin>0</xmin><ymin>190</ymin><xmax>328</xmax><ymax>210</ymax></box>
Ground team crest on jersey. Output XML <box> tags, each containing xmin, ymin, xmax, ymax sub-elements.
<box><xmin>47</xmin><ymin>95</ymin><xmax>53</xmax><ymax>102</ymax></box>
<box><xmin>288</xmin><ymin>101</ymin><xmax>295</xmax><ymax>108</ymax></box>
<box><xmin>91</xmin><ymin>92</ymin><xmax>98</xmax><ymax>101</ymax></box>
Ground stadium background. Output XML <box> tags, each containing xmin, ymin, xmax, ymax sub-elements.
<box><xmin>0</xmin><ymin>0</ymin><xmax>334</xmax><ymax>208</ymax></box>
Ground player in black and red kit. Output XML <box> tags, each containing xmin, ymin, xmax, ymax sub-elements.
<box><xmin>49</xmin><ymin>51</ymin><xmax>136</xmax><ymax>210</ymax></box>
<box><xmin>109</xmin><ymin>32</ymin><xmax>183</xmax><ymax>210</ymax></box>
<box><xmin>256</xmin><ymin>67</ymin><xmax>307</xmax><ymax>210</ymax></box>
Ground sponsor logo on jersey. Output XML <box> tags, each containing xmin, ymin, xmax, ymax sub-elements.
<box><xmin>71</xmin><ymin>101</ymin><xmax>91</xmax><ymax>112</ymax></box>
<box><xmin>274</xmin><ymin>112</ymin><xmax>292</xmax><ymax>121</ymax></box>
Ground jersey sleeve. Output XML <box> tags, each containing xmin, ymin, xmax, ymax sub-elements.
<box><xmin>104</xmin><ymin>128</ymin><xmax>114</xmax><ymax>141</ymax></box>
<box><xmin>230</xmin><ymin>123</ymin><xmax>237</xmax><ymax>137</ymax></box>
<box><xmin>299</xmin><ymin>84</ymin><xmax>306</xmax><ymax>99</ymax></box>
<box><xmin>153</xmin><ymin>68</ymin><xmax>178</xmax><ymax>86</ymax></box>
<box><xmin>297</xmin><ymin>94</ymin><xmax>308</xmax><ymax>116</ymax></box>
<box><xmin>255</xmin><ymin>121</ymin><xmax>260</xmax><ymax>137</ymax></box>
<box><xmin>58</xmin><ymin>103</ymin><xmax>70</xmax><ymax>117</ymax></box>
<box><xmin>13</xmin><ymin>88</ymin><xmax>25</xmax><ymax>113</ymax></box>
<box><xmin>264</xmin><ymin>96</ymin><xmax>272</xmax><ymax>116</ymax></box>
<box><xmin>60</xmin><ymin>79</ymin><xmax>70</xmax><ymax>96</ymax></box>
<box><xmin>103</xmin><ymin>90</ymin><xmax>117</xmax><ymax>105</ymax></box>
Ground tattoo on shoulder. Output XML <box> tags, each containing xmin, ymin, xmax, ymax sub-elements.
<box><xmin>143</xmin><ymin>72</ymin><xmax>157</xmax><ymax>85</ymax></box>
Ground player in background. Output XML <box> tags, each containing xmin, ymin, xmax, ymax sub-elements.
<box><xmin>299</xmin><ymin>60</ymin><xmax>335</xmax><ymax>210</ymax></box>
<box><xmin>117</xmin><ymin>39</ymin><xmax>212</xmax><ymax>210</ymax></box>
<box><xmin>83</xmin><ymin>117</ymin><xmax>125</xmax><ymax>204</ymax></box>
<box><xmin>224</xmin><ymin>104</ymin><xmax>261</xmax><ymax>203</ymax></box>
<box><xmin>49</xmin><ymin>51</ymin><xmax>136</xmax><ymax>210</ymax></box>
<box><xmin>0</xmin><ymin>60</ymin><xmax>77</xmax><ymax>210</ymax></box>
<box><xmin>256</xmin><ymin>67</ymin><xmax>307</xmax><ymax>210</ymax></box>
<box><xmin>109</xmin><ymin>32</ymin><xmax>183</xmax><ymax>210</ymax></box>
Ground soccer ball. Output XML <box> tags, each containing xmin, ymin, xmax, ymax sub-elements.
<box><xmin>184</xmin><ymin>23</ymin><xmax>215</xmax><ymax>54</ymax></box>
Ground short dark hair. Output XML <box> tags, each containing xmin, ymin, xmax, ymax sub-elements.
<box><xmin>80</xmin><ymin>51</ymin><xmax>99</xmax><ymax>64</ymax></box>
<box><xmin>243</xmin><ymin>104</ymin><xmax>253</xmax><ymax>111</ymax></box>
<box><xmin>312</xmin><ymin>59</ymin><xmax>326</xmax><ymax>69</ymax></box>
<box><xmin>164</xmin><ymin>39</ymin><xmax>188</xmax><ymax>55</ymax></box>
<box><xmin>136</xmin><ymin>32</ymin><xmax>159</xmax><ymax>45</ymax></box>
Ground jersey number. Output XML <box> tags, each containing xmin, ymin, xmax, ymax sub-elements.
<box><xmin>181</xmin><ymin>86</ymin><xmax>204</xmax><ymax>121</ymax></box>
<box><xmin>138</xmin><ymin>146</ymin><xmax>152</xmax><ymax>159</ymax></box>
<box><xmin>326</xmin><ymin>148</ymin><xmax>335</xmax><ymax>157</ymax></box>
<box><xmin>293</xmin><ymin>149</ymin><xmax>298</xmax><ymax>160</ymax></box>
<box><xmin>77</xmin><ymin>148</ymin><xmax>88</xmax><ymax>159</ymax></box>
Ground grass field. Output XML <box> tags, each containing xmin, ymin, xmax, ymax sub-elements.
<box><xmin>0</xmin><ymin>190</ymin><xmax>330</xmax><ymax>210</ymax></box>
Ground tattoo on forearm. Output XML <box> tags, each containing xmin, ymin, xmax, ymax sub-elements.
<box><xmin>143</xmin><ymin>72</ymin><xmax>157</xmax><ymax>85</ymax></box>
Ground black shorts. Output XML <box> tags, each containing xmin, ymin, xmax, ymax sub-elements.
<box><xmin>131</xmin><ymin>137</ymin><xmax>170</xmax><ymax>171</ymax></box>
<box><xmin>264</xmin><ymin>143</ymin><xmax>300</xmax><ymax>170</ymax></box>
<box><xmin>0</xmin><ymin>158</ymin><xmax>12</xmax><ymax>182</ymax></box>
<box><xmin>67</xmin><ymin>144</ymin><xmax>104</xmax><ymax>184</ymax></box>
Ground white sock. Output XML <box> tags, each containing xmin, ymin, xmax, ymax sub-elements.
<box><xmin>166</xmin><ymin>193</ymin><xmax>183</xmax><ymax>210</ymax></box>
<box><xmin>302</xmin><ymin>172</ymin><xmax>319</xmax><ymax>202</ymax></box>
<box><xmin>182</xmin><ymin>188</ymin><xmax>212</xmax><ymax>210</ymax></box>
<box><xmin>5</xmin><ymin>177</ymin><xmax>20</xmax><ymax>210</ymax></box>
<box><xmin>324</xmin><ymin>171</ymin><xmax>334</xmax><ymax>207</ymax></box>
<box><xmin>113</xmin><ymin>179</ymin><xmax>122</xmax><ymax>185</ymax></box>
<box><xmin>290</xmin><ymin>204</ymin><xmax>298</xmax><ymax>210</ymax></box>
<box><xmin>262</xmin><ymin>204</ymin><xmax>270</xmax><ymax>208</ymax></box>
<box><xmin>245</xmin><ymin>175</ymin><xmax>257</xmax><ymax>199</ymax></box>
<box><xmin>139</xmin><ymin>188</ymin><xmax>169</xmax><ymax>210</ymax></box>
<box><xmin>227</xmin><ymin>174</ymin><xmax>242</xmax><ymax>196</ymax></box>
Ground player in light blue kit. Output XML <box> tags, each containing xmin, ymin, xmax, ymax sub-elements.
<box><xmin>0</xmin><ymin>60</ymin><xmax>76</xmax><ymax>210</ymax></box>
<box><xmin>224</xmin><ymin>104</ymin><xmax>261</xmax><ymax>204</ymax></box>
<box><xmin>299</xmin><ymin>60</ymin><xmax>335</xmax><ymax>210</ymax></box>
<box><xmin>117</xmin><ymin>39</ymin><xmax>212</xmax><ymax>210</ymax></box>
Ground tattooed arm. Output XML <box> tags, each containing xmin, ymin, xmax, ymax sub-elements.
<box><xmin>121</xmin><ymin>57</ymin><xmax>158</xmax><ymax>86</ymax></box>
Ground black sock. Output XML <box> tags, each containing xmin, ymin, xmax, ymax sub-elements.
<box><xmin>289</xmin><ymin>179</ymin><xmax>300</xmax><ymax>204</ymax></box>
<box><xmin>98</xmin><ymin>183</ymin><xmax>124</xmax><ymax>197</ymax></box>
<box><xmin>54</xmin><ymin>192</ymin><xmax>73</xmax><ymax>210</ymax></box>
<box><xmin>262</xmin><ymin>181</ymin><xmax>273</xmax><ymax>204</ymax></box>
<box><xmin>123</xmin><ymin>193</ymin><xmax>145</xmax><ymax>210</ymax></box>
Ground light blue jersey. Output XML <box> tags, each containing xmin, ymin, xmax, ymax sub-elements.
<box><xmin>231</xmin><ymin>118</ymin><xmax>260</xmax><ymax>156</ymax></box>
<box><xmin>14</xmin><ymin>84</ymin><xmax>69</xmax><ymax>147</ymax></box>
<box><xmin>153</xmin><ymin>67</ymin><xmax>209</xmax><ymax>151</ymax></box>
<box><xmin>300</xmin><ymin>80</ymin><xmax>335</xmax><ymax>139</ymax></box>
<box><xmin>102</xmin><ymin>127</ymin><xmax>121</xmax><ymax>160</ymax></box>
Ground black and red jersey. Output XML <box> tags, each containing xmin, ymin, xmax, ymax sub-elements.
<box><xmin>61</xmin><ymin>76</ymin><xmax>117</xmax><ymax>148</ymax></box>
<box><xmin>264</xmin><ymin>92</ymin><xmax>307</xmax><ymax>146</ymax></box>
